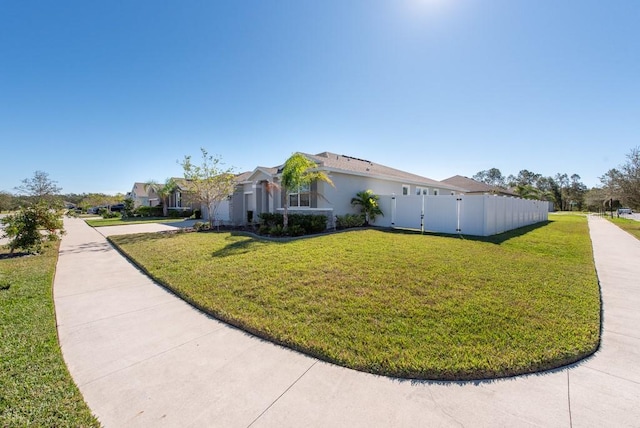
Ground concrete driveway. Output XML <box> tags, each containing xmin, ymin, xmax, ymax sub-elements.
<box><xmin>53</xmin><ymin>216</ymin><xmax>640</xmax><ymax>427</ymax></box>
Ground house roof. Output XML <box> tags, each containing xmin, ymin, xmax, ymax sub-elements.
<box><xmin>441</xmin><ymin>175</ymin><xmax>518</xmax><ymax>196</ymax></box>
<box><xmin>131</xmin><ymin>182</ymin><xmax>156</xmax><ymax>198</ymax></box>
<box><xmin>302</xmin><ymin>152</ymin><xmax>464</xmax><ymax>191</ymax></box>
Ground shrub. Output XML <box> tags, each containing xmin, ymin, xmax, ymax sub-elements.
<box><xmin>1</xmin><ymin>204</ymin><xmax>65</xmax><ymax>254</ymax></box>
<box><xmin>135</xmin><ymin>206</ymin><xmax>163</xmax><ymax>217</ymax></box>
<box><xmin>123</xmin><ymin>198</ymin><xmax>135</xmax><ymax>218</ymax></box>
<box><xmin>336</xmin><ymin>214</ymin><xmax>365</xmax><ymax>229</ymax></box>
<box><xmin>100</xmin><ymin>209</ymin><xmax>120</xmax><ymax>219</ymax></box>
<box><xmin>288</xmin><ymin>224</ymin><xmax>305</xmax><ymax>237</ymax></box>
<box><xmin>167</xmin><ymin>209</ymin><xmax>187</xmax><ymax>218</ymax></box>
<box><xmin>269</xmin><ymin>225</ymin><xmax>284</xmax><ymax>236</ymax></box>
<box><xmin>193</xmin><ymin>221</ymin><xmax>210</xmax><ymax>232</ymax></box>
<box><xmin>258</xmin><ymin>213</ymin><xmax>327</xmax><ymax>235</ymax></box>
<box><xmin>192</xmin><ymin>209</ymin><xmax>202</xmax><ymax>219</ymax></box>
<box><xmin>259</xmin><ymin>212</ymin><xmax>284</xmax><ymax>228</ymax></box>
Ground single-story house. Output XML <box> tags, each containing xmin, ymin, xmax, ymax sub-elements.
<box><xmin>226</xmin><ymin>151</ymin><xmax>467</xmax><ymax>228</ymax></box>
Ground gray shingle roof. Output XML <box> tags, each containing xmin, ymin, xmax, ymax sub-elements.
<box><xmin>441</xmin><ymin>175</ymin><xmax>518</xmax><ymax>196</ymax></box>
<box><xmin>303</xmin><ymin>152</ymin><xmax>463</xmax><ymax>190</ymax></box>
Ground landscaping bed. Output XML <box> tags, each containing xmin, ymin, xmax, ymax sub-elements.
<box><xmin>109</xmin><ymin>214</ymin><xmax>601</xmax><ymax>380</ymax></box>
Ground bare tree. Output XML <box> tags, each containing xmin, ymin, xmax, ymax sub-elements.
<box><xmin>15</xmin><ymin>171</ymin><xmax>62</xmax><ymax>206</ymax></box>
<box><xmin>180</xmin><ymin>148</ymin><xmax>236</xmax><ymax>228</ymax></box>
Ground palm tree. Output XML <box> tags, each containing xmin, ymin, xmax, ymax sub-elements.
<box><xmin>351</xmin><ymin>190</ymin><xmax>383</xmax><ymax>226</ymax></box>
<box><xmin>281</xmin><ymin>153</ymin><xmax>334</xmax><ymax>230</ymax></box>
<box><xmin>145</xmin><ymin>178</ymin><xmax>177</xmax><ymax>217</ymax></box>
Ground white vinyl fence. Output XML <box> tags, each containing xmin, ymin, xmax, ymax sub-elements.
<box><xmin>374</xmin><ymin>194</ymin><xmax>548</xmax><ymax>236</ymax></box>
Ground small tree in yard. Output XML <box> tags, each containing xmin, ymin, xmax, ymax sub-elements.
<box><xmin>180</xmin><ymin>148</ymin><xmax>236</xmax><ymax>229</ymax></box>
<box><xmin>351</xmin><ymin>190</ymin><xmax>383</xmax><ymax>226</ymax></box>
<box><xmin>281</xmin><ymin>153</ymin><xmax>334</xmax><ymax>230</ymax></box>
<box><xmin>3</xmin><ymin>171</ymin><xmax>65</xmax><ymax>254</ymax></box>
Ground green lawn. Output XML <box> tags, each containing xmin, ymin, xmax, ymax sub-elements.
<box><xmin>0</xmin><ymin>245</ymin><xmax>99</xmax><ymax>427</ymax></box>
<box><xmin>110</xmin><ymin>214</ymin><xmax>601</xmax><ymax>380</ymax></box>
<box><xmin>85</xmin><ymin>217</ymin><xmax>187</xmax><ymax>227</ymax></box>
<box><xmin>607</xmin><ymin>216</ymin><xmax>640</xmax><ymax>240</ymax></box>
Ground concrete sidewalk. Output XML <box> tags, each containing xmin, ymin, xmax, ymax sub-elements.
<box><xmin>54</xmin><ymin>216</ymin><xmax>640</xmax><ymax>427</ymax></box>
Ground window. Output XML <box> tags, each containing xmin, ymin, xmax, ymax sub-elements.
<box><xmin>402</xmin><ymin>185</ymin><xmax>410</xmax><ymax>196</ymax></box>
<box><xmin>289</xmin><ymin>183</ymin><xmax>311</xmax><ymax>207</ymax></box>
<box><xmin>433</xmin><ymin>189</ymin><xmax>439</xmax><ymax>196</ymax></box>
<box><xmin>416</xmin><ymin>187</ymin><xmax>428</xmax><ymax>195</ymax></box>
<box><xmin>175</xmin><ymin>191</ymin><xmax>182</xmax><ymax>207</ymax></box>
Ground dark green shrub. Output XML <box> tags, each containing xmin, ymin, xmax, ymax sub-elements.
<box><xmin>100</xmin><ymin>209</ymin><xmax>119</xmax><ymax>219</ymax></box>
<box><xmin>192</xmin><ymin>209</ymin><xmax>202</xmax><ymax>219</ymax></box>
<box><xmin>258</xmin><ymin>225</ymin><xmax>270</xmax><ymax>235</ymax></box>
<box><xmin>258</xmin><ymin>212</ymin><xmax>327</xmax><ymax>235</ymax></box>
<box><xmin>135</xmin><ymin>206</ymin><xmax>163</xmax><ymax>217</ymax></box>
<box><xmin>336</xmin><ymin>214</ymin><xmax>365</xmax><ymax>229</ymax></box>
<box><xmin>193</xmin><ymin>221</ymin><xmax>210</xmax><ymax>231</ymax></box>
<box><xmin>123</xmin><ymin>198</ymin><xmax>135</xmax><ymax>218</ymax></box>
<box><xmin>167</xmin><ymin>209</ymin><xmax>186</xmax><ymax>218</ymax></box>
<box><xmin>288</xmin><ymin>214</ymin><xmax>327</xmax><ymax>234</ymax></box>
<box><xmin>259</xmin><ymin>212</ymin><xmax>284</xmax><ymax>227</ymax></box>
<box><xmin>288</xmin><ymin>224</ymin><xmax>305</xmax><ymax>236</ymax></box>
<box><xmin>269</xmin><ymin>225</ymin><xmax>284</xmax><ymax>236</ymax></box>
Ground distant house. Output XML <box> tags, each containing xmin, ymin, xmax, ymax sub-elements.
<box><xmin>165</xmin><ymin>178</ymin><xmax>199</xmax><ymax>213</ymax></box>
<box><xmin>128</xmin><ymin>182</ymin><xmax>160</xmax><ymax>208</ymax></box>
<box><xmin>441</xmin><ymin>175</ymin><xmax>518</xmax><ymax>197</ymax></box>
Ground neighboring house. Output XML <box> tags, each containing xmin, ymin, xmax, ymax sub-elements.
<box><xmin>165</xmin><ymin>178</ymin><xmax>198</xmax><ymax>212</ymax></box>
<box><xmin>128</xmin><ymin>182</ymin><xmax>160</xmax><ymax>208</ymax></box>
<box><xmin>441</xmin><ymin>175</ymin><xmax>518</xmax><ymax>197</ymax></box>
<box><xmin>227</xmin><ymin>151</ymin><xmax>466</xmax><ymax>228</ymax></box>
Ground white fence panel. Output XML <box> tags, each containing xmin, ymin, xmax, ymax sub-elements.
<box><xmin>377</xmin><ymin>194</ymin><xmax>548</xmax><ymax>237</ymax></box>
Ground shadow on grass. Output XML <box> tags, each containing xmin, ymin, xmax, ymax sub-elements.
<box><xmin>0</xmin><ymin>252</ymin><xmax>33</xmax><ymax>260</ymax></box>
<box><xmin>384</xmin><ymin>220</ymin><xmax>553</xmax><ymax>245</ymax></box>
<box><xmin>110</xmin><ymin>220</ymin><xmax>553</xmax><ymax>260</ymax></box>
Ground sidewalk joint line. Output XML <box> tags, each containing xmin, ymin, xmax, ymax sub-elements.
<box><xmin>246</xmin><ymin>361</ymin><xmax>318</xmax><ymax>428</ymax></box>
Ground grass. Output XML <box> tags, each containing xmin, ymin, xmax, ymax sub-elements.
<box><xmin>110</xmin><ymin>214</ymin><xmax>601</xmax><ymax>380</ymax></box>
<box><xmin>607</xmin><ymin>216</ymin><xmax>640</xmax><ymax>240</ymax></box>
<box><xmin>85</xmin><ymin>216</ymin><xmax>187</xmax><ymax>227</ymax></box>
<box><xmin>0</xmin><ymin>244</ymin><xmax>99</xmax><ymax>427</ymax></box>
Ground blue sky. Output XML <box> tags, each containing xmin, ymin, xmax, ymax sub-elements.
<box><xmin>1</xmin><ymin>0</ymin><xmax>638</xmax><ymax>194</ymax></box>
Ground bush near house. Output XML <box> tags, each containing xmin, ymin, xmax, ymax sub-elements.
<box><xmin>168</xmin><ymin>209</ymin><xmax>193</xmax><ymax>218</ymax></box>
<box><xmin>336</xmin><ymin>213</ymin><xmax>366</xmax><ymax>229</ymax></box>
<box><xmin>258</xmin><ymin>213</ymin><xmax>327</xmax><ymax>236</ymax></box>
<box><xmin>134</xmin><ymin>206</ymin><xmax>164</xmax><ymax>217</ymax></box>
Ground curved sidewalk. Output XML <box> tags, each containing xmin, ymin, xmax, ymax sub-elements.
<box><xmin>54</xmin><ymin>216</ymin><xmax>640</xmax><ymax>427</ymax></box>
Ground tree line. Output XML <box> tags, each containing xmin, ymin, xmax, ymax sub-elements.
<box><xmin>472</xmin><ymin>147</ymin><xmax>639</xmax><ymax>212</ymax></box>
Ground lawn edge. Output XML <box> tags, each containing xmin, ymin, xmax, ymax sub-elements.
<box><xmin>107</xmin><ymin>226</ymin><xmax>601</xmax><ymax>382</ymax></box>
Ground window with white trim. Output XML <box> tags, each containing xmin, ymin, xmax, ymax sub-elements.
<box><xmin>402</xmin><ymin>185</ymin><xmax>410</xmax><ymax>196</ymax></box>
<box><xmin>289</xmin><ymin>183</ymin><xmax>311</xmax><ymax>207</ymax></box>
<box><xmin>416</xmin><ymin>187</ymin><xmax>428</xmax><ymax>195</ymax></box>
<box><xmin>433</xmin><ymin>189</ymin><xmax>439</xmax><ymax>196</ymax></box>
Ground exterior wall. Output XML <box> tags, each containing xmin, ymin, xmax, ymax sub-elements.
<box><xmin>315</xmin><ymin>172</ymin><xmax>454</xmax><ymax>226</ymax></box>
<box><xmin>376</xmin><ymin>194</ymin><xmax>548</xmax><ymax>236</ymax></box>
